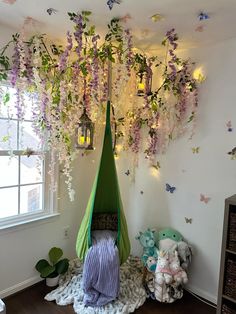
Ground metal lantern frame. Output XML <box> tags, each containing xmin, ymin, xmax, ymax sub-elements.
<box><xmin>75</xmin><ymin>108</ymin><xmax>94</xmax><ymax>150</ymax></box>
<box><xmin>137</xmin><ymin>70</ymin><xmax>152</xmax><ymax>97</ymax></box>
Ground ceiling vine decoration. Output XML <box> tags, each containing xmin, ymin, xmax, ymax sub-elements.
<box><xmin>0</xmin><ymin>11</ymin><xmax>199</xmax><ymax>200</ymax></box>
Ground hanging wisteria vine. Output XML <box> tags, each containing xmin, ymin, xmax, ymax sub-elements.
<box><xmin>0</xmin><ymin>11</ymin><xmax>199</xmax><ymax>200</ymax></box>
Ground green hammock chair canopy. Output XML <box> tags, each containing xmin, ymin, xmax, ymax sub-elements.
<box><xmin>76</xmin><ymin>101</ymin><xmax>131</xmax><ymax>264</ymax></box>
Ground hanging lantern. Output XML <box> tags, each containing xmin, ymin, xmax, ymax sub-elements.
<box><xmin>137</xmin><ymin>69</ymin><xmax>152</xmax><ymax>97</ymax></box>
<box><xmin>137</xmin><ymin>72</ymin><xmax>145</xmax><ymax>96</ymax></box>
<box><xmin>75</xmin><ymin>108</ymin><xmax>94</xmax><ymax>150</ymax></box>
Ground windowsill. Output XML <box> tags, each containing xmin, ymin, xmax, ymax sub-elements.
<box><xmin>0</xmin><ymin>213</ymin><xmax>60</xmax><ymax>234</ymax></box>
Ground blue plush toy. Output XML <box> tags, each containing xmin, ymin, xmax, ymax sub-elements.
<box><xmin>135</xmin><ymin>228</ymin><xmax>158</xmax><ymax>271</ymax></box>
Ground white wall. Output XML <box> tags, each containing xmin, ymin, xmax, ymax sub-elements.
<box><xmin>116</xmin><ymin>37</ymin><xmax>236</xmax><ymax>303</ymax></box>
<box><xmin>0</xmin><ymin>23</ymin><xmax>236</xmax><ymax>304</ymax></box>
<box><xmin>0</xmin><ymin>24</ymin><xmax>90</xmax><ymax>297</ymax></box>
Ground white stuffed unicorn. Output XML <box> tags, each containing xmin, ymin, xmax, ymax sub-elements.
<box><xmin>155</xmin><ymin>250</ymin><xmax>172</xmax><ymax>285</ymax></box>
<box><xmin>169</xmin><ymin>250</ymin><xmax>188</xmax><ymax>284</ymax></box>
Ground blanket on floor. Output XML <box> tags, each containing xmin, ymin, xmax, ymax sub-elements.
<box><xmin>45</xmin><ymin>256</ymin><xmax>146</xmax><ymax>314</ymax></box>
<box><xmin>83</xmin><ymin>230</ymin><xmax>120</xmax><ymax>307</ymax></box>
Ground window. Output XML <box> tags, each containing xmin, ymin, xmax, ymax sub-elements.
<box><xmin>0</xmin><ymin>85</ymin><xmax>57</xmax><ymax>228</ymax></box>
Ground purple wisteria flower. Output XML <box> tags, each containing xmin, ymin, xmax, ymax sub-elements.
<box><xmin>58</xmin><ymin>31</ymin><xmax>73</xmax><ymax>72</ymax></box>
<box><xmin>10</xmin><ymin>41</ymin><xmax>20</xmax><ymax>87</ymax></box>
<box><xmin>73</xmin><ymin>14</ymin><xmax>83</xmax><ymax>60</ymax></box>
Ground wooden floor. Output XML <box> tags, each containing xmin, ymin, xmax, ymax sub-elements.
<box><xmin>4</xmin><ymin>281</ymin><xmax>216</xmax><ymax>314</ymax></box>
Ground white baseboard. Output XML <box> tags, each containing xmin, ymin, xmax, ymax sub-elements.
<box><xmin>186</xmin><ymin>284</ymin><xmax>217</xmax><ymax>305</ymax></box>
<box><xmin>0</xmin><ymin>276</ymin><xmax>43</xmax><ymax>299</ymax></box>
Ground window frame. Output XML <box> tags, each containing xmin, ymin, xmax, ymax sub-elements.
<box><xmin>0</xmin><ymin>86</ymin><xmax>58</xmax><ymax>230</ymax></box>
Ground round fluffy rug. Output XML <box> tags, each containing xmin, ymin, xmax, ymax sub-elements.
<box><xmin>45</xmin><ymin>255</ymin><xmax>147</xmax><ymax>314</ymax></box>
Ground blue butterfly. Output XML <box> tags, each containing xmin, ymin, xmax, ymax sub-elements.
<box><xmin>165</xmin><ymin>183</ymin><xmax>176</xmax><ymax>193</ymax></box>
<box><xmin>198</xmin><ymin>12</ymin><xmax>209</xmax><ymax>21</ymax></box>
<box><xmin>107</xmin><ymin>0</ymin><xmax>121</xmax><ymax>10</ymax></box>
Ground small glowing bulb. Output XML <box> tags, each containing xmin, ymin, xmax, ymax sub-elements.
<box><xmin>116</xmin><ymin>144</ymin><xmax>122</xmax><ymax>153</ymax></box>
<box><xmin>138</xmin><ymin>83</ymin><xmax>145</xmax><ymax>90</ymax></box>
<box><xmin>193</xmin><ymin>67</ymin><xmax>206</xmax><ymax>83</ymax></box>
<box><xmin>150</xmin><ymin>168</ymin><xmax>160</xmax><ymax>178</ymax></box>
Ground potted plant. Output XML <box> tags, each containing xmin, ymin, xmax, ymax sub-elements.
<box><xmin>35</xmin><ymin>247</ymin><xmax>69</xmax><ymax>287</ymax></box>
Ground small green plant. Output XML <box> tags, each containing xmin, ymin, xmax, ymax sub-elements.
<box><xmin>35</xmin><ymin>247</ymin><xmax>69</xmax><ymax>278</ymax></box>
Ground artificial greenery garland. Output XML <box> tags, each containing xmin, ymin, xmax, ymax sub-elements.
<box><xmin>0</xmin><ymin>11</ymin><xmax>199</xmax><ymax>200</ymax></box>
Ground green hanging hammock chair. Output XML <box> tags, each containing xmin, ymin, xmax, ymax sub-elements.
<box><xmin>76</xmin><ymin>101</ymin><xmax>131</xmax><ymax>264</ymax></box>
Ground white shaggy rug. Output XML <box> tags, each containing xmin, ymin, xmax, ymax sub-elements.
<box><xmin>45</xmin><ymin>256</ymin><xmax>147</xmax><ymax>314</ymax></box>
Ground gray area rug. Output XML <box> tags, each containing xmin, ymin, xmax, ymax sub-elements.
<box><xmin>45</xmin><ymin>256</ymin><xmax>147</xmax><ymax>314</ymax></box>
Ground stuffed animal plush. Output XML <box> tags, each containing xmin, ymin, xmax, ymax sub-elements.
<box><xmin>135</xmin><ymin>228</ymin><xmax>158</xmax><ymax>266</ymax></box>
<box><xmin>156</xmin><ymin>228</ymin><xmax>192</xmax><ymax>270</ymax></box>
<box><xmin>157</xmin><ymin>228</ymin><xmax>183</xmax><ymax>252</ymax></box>
<box><xmin>155</xmin><ymin>250</ymin><xmax>172</xmax><ymax>285</ymax></box>
<box><xmin>146</xmin><ymin>256</ymin><xmax>157</xmax><ymax>272</ymax></box>
<box><xmin>169</xmin><ymin>251</ymin><xmax>188</xmax><ymax>284</ymax></box>
<box><xmin>176</xmin><ymin>241</ymin><xmax>192</xmax><ymax>270</ymax></box>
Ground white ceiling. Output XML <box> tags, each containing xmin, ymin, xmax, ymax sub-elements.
<box><xmin>0</xmin><ymin>0</ymin><xmax>236</xmax><ymax>50</ymax></box>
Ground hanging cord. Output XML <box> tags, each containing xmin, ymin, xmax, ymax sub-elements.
<box><xmin>107</xmin><ymin>59</ymin><xmax>112</xmax><ymax>102</ymax></box>
<box><xmin>107</xmin><ymin>59</ymin><xmax>118</xmax><ymax>152</ymax></box>
<box><xmin>184</xmin><ymin>288</ymin><xmax>217</xmax><ymax>308</ymax></box>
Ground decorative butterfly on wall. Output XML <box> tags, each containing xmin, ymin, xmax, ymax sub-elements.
<box><xmin>197</xmin><ymin>73</ymin><xmax>206</xmax><ymax>83</ymax></box>
<box><xmin>165</xmin><ymin>183</ymin><xmax>176</xmax><ymax>194</ymax></box>
<box><xmin>107</xmin><ymin>0</ymin><xmax>121</xmax><ymax>10</ymax></box>
<box><xmin>192</xmin><ymin>147</ymin><xmax>200</xmax><ymax>154</ymax></box>
<box><xmin>125</xmin><ymin>170</ymin><xmax>130</xmax><ymax>176</ymax></box>
<box><xmin>200</xmin><ymin>194</ymin><xmax>211</xmax><ymax>204</ymax></box>
<box><xmin>226</xmin><ymin>121</ymin><xmax>233</xmax><ymax>132</ymax></box>
<box><xmin>195</xmin><ymin>25</ymin><xmax>205</xmax><ymax>33</ymax></box>
<box><xmin>120</xmin><ymin>14</ymin><xmax>131</xmax><ymax>23</ymax></box>
<box><xmin>152</xmin><ymin>161</ymin><xmax>161</xmax><ymax>171</ymax></box>
<box><xmin>1</xmin><ymin>135</ymin><xmax>9</xmax><ymax>142</ymax></box>
<box><xmin>228</xmin><ymin>147</ymin><xmax>236</xmax><ymax>159</ymax></box>
<box><xmin>185</xmin><ymin>217</ymin><xmax>192</xmax><ymax>224</ymax></box>
<box><xmin>2</xmin><ymin>0</ymin><xmax>16</xmax><ymax>4</ymax></box>
<box><xmin>198</xmin><ymin>12</ymin><xmax>209</xmax><ymax>21</ymax></box>
<box><xmin>151</xmin><ymin>13</ymin><xmax>164</xmax><ymax>22</ymax></box>
<box><xmin>47</xmin><ymin>8</ymin><xmax>57</xmax><ymax>15</ymax></box>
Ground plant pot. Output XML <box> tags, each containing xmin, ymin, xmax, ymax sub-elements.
<box><xmin>46</xmin><ymin>275</ymin><xmax>59</xmax><ymax>287</ymax></box>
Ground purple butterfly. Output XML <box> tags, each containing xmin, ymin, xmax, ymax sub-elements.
<box><xmin>107</xmin><ymin>0</ymin><xmax>121</xmax><ymax>10</ymax></box>
<box><xmin>165</xmin><ymin>183</ymin><xmax>176</xmax><ymax>193</ymax></box>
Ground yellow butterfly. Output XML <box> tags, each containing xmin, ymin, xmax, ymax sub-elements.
<box><xmin>1</xmin><ymin>135</ymin><xmax>10</xmax><ymax>142</ymax></box>
<box><xmin>152</xmin><ymin>161</ymin><xmax>161</xmax><ymax>171</ymax></box>
<box><xmin>151</xmin><ymin>14</ymin><xmax>164</xmax><ymax>22</ymax></box>
<box><xmin>192</xmin><ymin>147</ymin><xmax>200</xmax><ymax>154</ymax></box>
<box><xmin>197</xmin><ymin>73</ymin><xmax>206</xmax><ymax>83</ymax></box>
